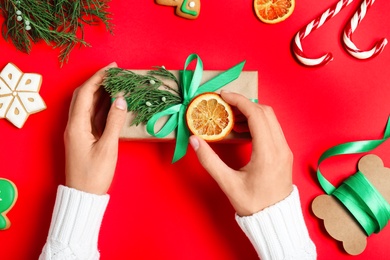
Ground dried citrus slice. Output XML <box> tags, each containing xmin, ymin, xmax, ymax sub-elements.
<box><xmin>254</xmin><ymin>0</ymin><xmax>295</xmax><ymax>24</ymax></box>
<box><xmin>186</xmin><ymin>93</ymin><xmax>234</xmax><ymax>142</ymax></box>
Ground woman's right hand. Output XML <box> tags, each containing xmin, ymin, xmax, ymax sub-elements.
<box><xmin>189</xmin><ymin>91</ymin><xmax>293</xmax><ymax>216</ymax></box>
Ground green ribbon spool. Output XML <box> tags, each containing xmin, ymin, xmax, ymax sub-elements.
<box><xmin>146</xmin><ymin>54</ymin><xmax>245</xmax><ymax>163</ymax></box>
<box><xmin>317</xmin><ymin>117</ymin><xmax>390</xmax><ymax>235</ymax></box>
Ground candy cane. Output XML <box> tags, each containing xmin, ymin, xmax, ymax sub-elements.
<box><xmin>293</xmin><ymin>0</ymin><xmax>355</xmax><ymax>67</ymax></box>
<box><xmin>343</xmin><ymin>0</ymin><xmax>388</xmax><ymax>59</ymax></box>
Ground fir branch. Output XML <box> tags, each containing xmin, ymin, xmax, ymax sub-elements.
<box><xmin>148</xmin><ymin>66</ymin><xmax>180</xmax><ymax>90</ymax></box>
<box><xmin>0</xmin><ymin>0</ymin><xmax>112</xmax><ymax>65</ymax></box>
<box><xmin>102</xmin><ymin>67</ymin><xmax>183</xmax><ymax>126</ymax></box>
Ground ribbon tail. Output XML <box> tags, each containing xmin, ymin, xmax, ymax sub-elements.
<box><xmin>184</xmin><ymin>54</ymin><xmax>203</xmax><ymax>99</ymax></box>
<box><xmin>317</xmin><ymin>140</ymin><xmax>388</xmax><ymax>194</ymax></box>
<box><xmin>317</xmin><ymin>170</ymin><xmax>336</xmax><ymax>194</ymax></box>
<box><xmin>172</xmin><ymin>106</ymin><xmax>190</xmax><ymax>163</ymax></box>
<box><xmin>317</xmin><ymin>116</ymin><xmax>390</xmax><ymax>194</ymax></box>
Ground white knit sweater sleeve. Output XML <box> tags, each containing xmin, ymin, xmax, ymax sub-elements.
<box><xmin>235</xmin><ymin>185</ymin><xmax>316</xmax><ymax>260</ymax></box>
<box><xmin>39</xmin><ymin>185</ymin><xmax>109</xmax><ymax>260</ymax></box>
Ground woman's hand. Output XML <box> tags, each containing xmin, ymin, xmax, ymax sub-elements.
<box><xmin>64</xmin><ymin>63</ymin><xmax>128</xmax><ymax>195</ymax></box>
<box><xmin>190</xmin><ymin>91</ymin><xmax>293</xmax><ymax>216</ymax></box>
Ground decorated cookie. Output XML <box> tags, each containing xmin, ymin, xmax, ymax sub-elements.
<box><xmin>312</xmin><ymin>154</ymin><xmax>390</xmax><ymax>255</ymax></box>
<box><xmin>0</xmin><ymin>178</ymin><xmax>18</xmax><ymax>230</ymax></box>
<box><xmin>0</xmin><ymin>63</ymin><xmax>46</xmax><ymax>128</ymax></box>
<box><xmin>156</xmin><ymin>0</ymin><xmax>200</xmax><ymax>19</ymax></box>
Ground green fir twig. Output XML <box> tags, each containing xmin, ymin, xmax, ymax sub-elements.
<box><xmin>0</xmin><ymin>0</ymin><xmax>112</xmax><ymax>65</ymax></box>
<box><xmin>102</xmin><ymin>67</ymin><xmax>183</xmax><ymax>126</ymax></box>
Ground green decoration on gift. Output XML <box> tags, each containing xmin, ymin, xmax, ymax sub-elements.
<box><xmin>103</xmin><ymin>66</ymin><xmax>182</xmax><ymax>126</ymax></box>
<box><xmin>0</xmin><ymin>0</ymin><xmax>112</xmax><ymax>65</ymax></box>
<box><xmin>102</xmin><ymin>54</ymin><xmax>245</xmax><ymax>162</ymax></box>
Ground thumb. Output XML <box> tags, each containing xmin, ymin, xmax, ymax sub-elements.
<box><xmin>189</xmin><ymin>135</ymin><xmax>232</xmax><ymax>185</ymax></box>
<box><xmin>101</xmin><ymin>96</ymin><xmax>127</xmax><ymax>143</ymax></box>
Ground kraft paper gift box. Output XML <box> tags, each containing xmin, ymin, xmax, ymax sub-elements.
<box><xmin>118</xmin><ymin>69</ymin><xmax>258</xmax><ymax>141</ymax></box>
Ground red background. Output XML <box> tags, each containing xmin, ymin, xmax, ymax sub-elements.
<box><xmin>1</xmin><ymin>1</ymin><xmax>390</xmax><ymax>259</ymax></box>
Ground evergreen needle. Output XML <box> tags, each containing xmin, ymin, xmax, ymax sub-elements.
<box><xmin>0</xmin><ymin>0</ymin><xmax>112</xmax><ymax>66</ymax></box>
<box><xmin>102</xmin><ymin>67</ymin><xmax>183</xmax><ymax>126</ymax></box>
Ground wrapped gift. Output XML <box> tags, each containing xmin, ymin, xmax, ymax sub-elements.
<box><xmin>103</xmin><ymin>54</ymin><xmax>258</xmax><ymax>162</ymax></box>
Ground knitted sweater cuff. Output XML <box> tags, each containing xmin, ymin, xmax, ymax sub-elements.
<box><xmin>235</xmin><ymin>185</ymin><xmax>316</xmax><ymax>260</ymax></box>
<box><xmin>41</xmin><ymin>185</ymin><xmax>109</xmax><ymax>258</ymax></box>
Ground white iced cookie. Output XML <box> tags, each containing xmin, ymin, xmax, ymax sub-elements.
<box><xmin>0</xmin><ymin>63</ymin><xmax>46</xmax><ymax>128</ymax></box>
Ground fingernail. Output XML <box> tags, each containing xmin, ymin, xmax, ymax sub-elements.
<box><xmin>106</xmin><ymin>62</ymin><xmax>117</xmax><ymax>68</ymax></box>
<box><xmin>221</xmin><ymin>90</ymin><xmax>231</xmax><ymax>94</ymax></box>
<box><xmin>115</xmin><ymin>96</ymin><xmax>127</xmax><ymax>110</ymax></box>
<box><xmin>189</xmin><ymin>135</ymin><xmax>199</xmax><ymax>151</ymax></box>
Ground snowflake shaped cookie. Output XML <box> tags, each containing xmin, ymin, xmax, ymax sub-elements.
<box><xmin>0</xmin><ymin>63</ymin><xmax>46</xmax><ymax>128</ymax></box>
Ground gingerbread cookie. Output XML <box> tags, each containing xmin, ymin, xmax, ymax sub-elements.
<box><xmin>0</xmin><ymin>178</ymin><xmax>18</xmax><ymax>230</ymax></box>
<box><xmin>0</xmin><ymin>63</ymin><xmax>46</xmax><ymax>128</ymax></box>
<box><xmin>156</xmin><ymin>0</ymin><xmax>200</xmax><ymax>19</ymax></box>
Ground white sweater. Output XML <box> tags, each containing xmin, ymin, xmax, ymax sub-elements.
<box><xmin>40</xmin><ymin>185</ymin><xmax>316</xmax><ymax>259</ymax></box>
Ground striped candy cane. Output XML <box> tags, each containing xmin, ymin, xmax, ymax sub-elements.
<box><xmin>343</xmin><ymin>0</ymin><xmax>388</xmax><ymax>59</ymax></box>
<box><xmin>293</xmin><ymin>0</ymin><xmax>355</xmax><ymax>67</ymax></box>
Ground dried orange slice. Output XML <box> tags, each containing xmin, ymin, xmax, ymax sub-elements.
<box><xmin>186</xmin><ymin>93</ymin><xmax>234</xmax><ymax>142</ymax></box>
<box><xmin>254</xmin><ymin>0</ymin><xmax>295</xmax><ymax>24</ymax></box>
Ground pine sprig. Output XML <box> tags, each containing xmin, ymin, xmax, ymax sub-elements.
<box><xmin>102</xmin><ymin>67</ymin><xmax>183</xmax><ymax>126</ymax></box>
<box><xmin>0</xmin><ymin>0</ymin><xmax>112</xmax><ymax>65</ymax></box>
<box><xmin>148</xmin><ymin>67</ymin><xmax>180</xmax><ymax>87</ymax></box>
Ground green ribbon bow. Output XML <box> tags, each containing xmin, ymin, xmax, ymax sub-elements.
<box><xmin>146</xmin><ymin>54</ymin><xmax>245</xmax><ymax>163</ymax></box>
<box><xmin>317</xmin><ymin>117</ymin><xmax>390</xmax><ymax>235</ymax></box>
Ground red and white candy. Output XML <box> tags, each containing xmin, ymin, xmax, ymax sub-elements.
<box><xmin>293</xmin><ymin>0</ymin><xmax>354</xmax><ymax>67</ymax></box>
<box><xmin>343</xmin><ymin>0</ymin><xmax>388</xmax><ymax>59</ymax></box>
<box><xmin>293</xmin><ymin>0</ymin><xmax>387</xmax><ymax>66</ymax></box>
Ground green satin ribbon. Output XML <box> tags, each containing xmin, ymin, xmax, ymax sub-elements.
<box><xmin>146</xmin><ymin>54</ymin><xmax>245</xmax><ymax>163</ymax></box>
<box><xmin>317</xmin><ymin>117</ymin><xmax>390</xmax><ymax>235</ymax></box>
